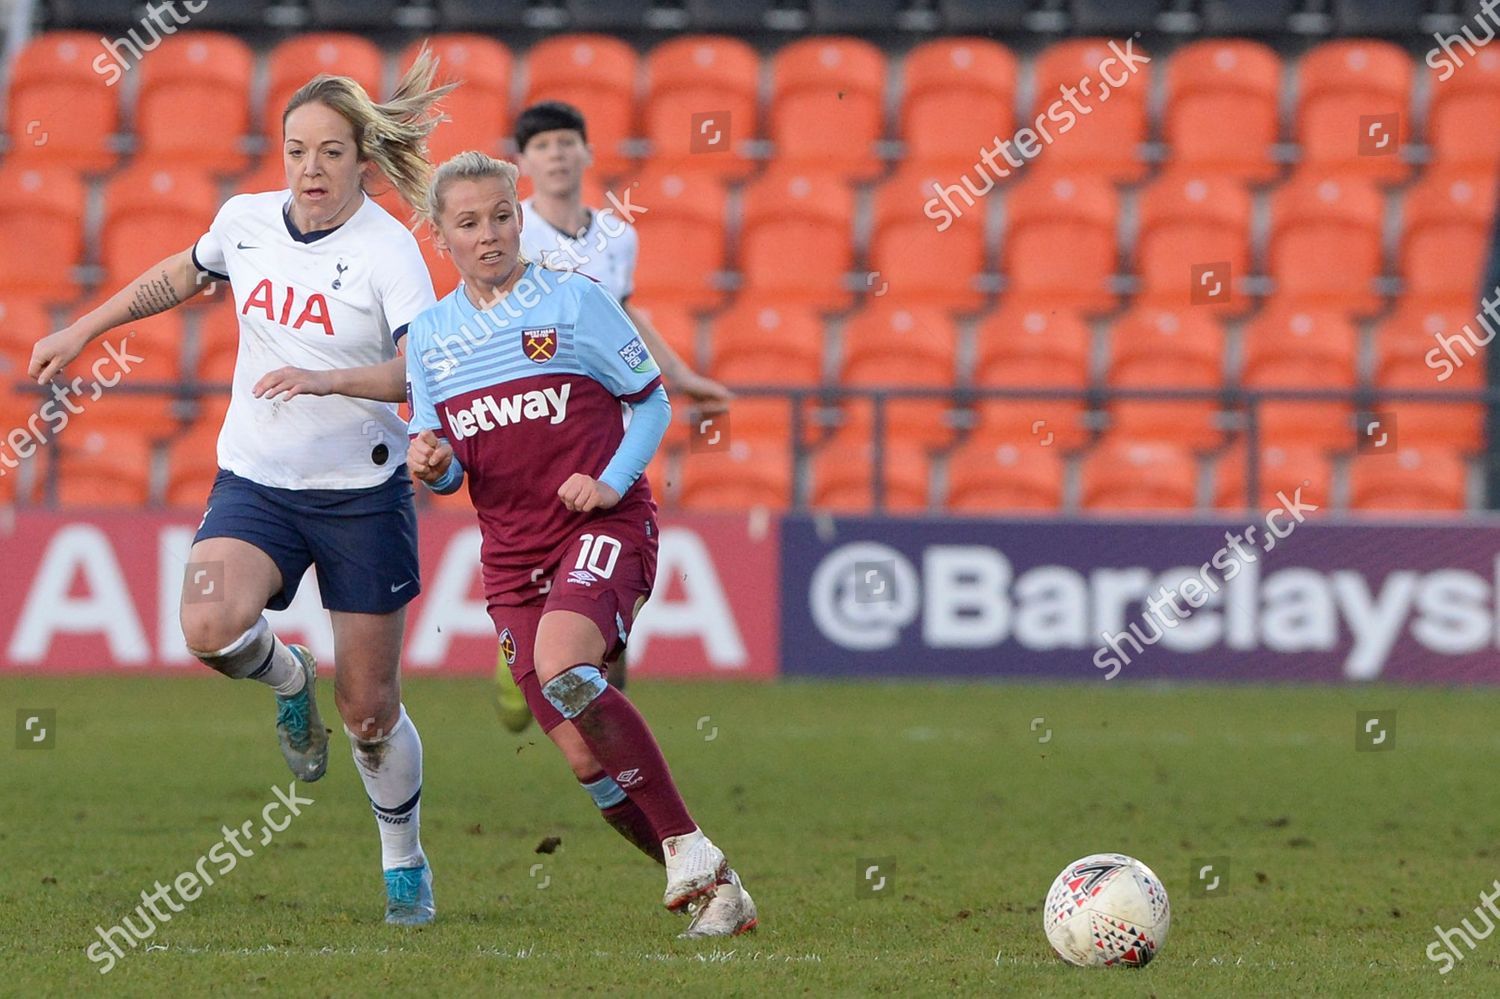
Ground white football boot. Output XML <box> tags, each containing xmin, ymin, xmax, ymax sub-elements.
<box><xmin>662</xmin><ymin>828</ymin><xmax>729</xmax><ymax>911</ymax></box>
<box><xmin>679</xmin><ymin>869</ymin><xmax>758</xmax><ymax>939</ymax></box>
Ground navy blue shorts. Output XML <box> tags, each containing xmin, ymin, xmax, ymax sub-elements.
<box><xmin>195</xmin><ymin>468</ymin><xmax>420</xmax><ymax>615</ymax></box>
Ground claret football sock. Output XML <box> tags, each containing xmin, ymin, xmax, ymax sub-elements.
<box><xmin>543</xmin><ymin>665</ymin><xmax>696</xmax><ymax>841</ymax></box>
<box><xmin>581</xmin><ymin>772</ymin><xmax>666</xmax><ymax>864</ymax></box>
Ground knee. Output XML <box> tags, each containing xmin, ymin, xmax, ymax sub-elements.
<box><xmin>335</xmin><ymin>685</ymin><xmax>400</xmax><ymax>741</ymax></box>
<box><xmin>539</xmin><ymin>665</ymin><xmax>608</xmax><ymax>723</ymax></box>
<box><xmin>180</xmin><ymin>605</ymin><xmax>262</xmax><ymax>658</ymax></box>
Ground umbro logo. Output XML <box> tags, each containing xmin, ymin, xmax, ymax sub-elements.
<box><xmin>617</xmin><ymin>768</ymin><xmax>642</xmax><ymax>788</ymax></box>
<box><xmin>236</xmin><ymin>240</ymin><xmax>259</xmax><ymax>250</ymax></box>
<box><xmin>567</xmin><ymin>569</ymin><xmax>597</xmax><ymax>587</ymax></box>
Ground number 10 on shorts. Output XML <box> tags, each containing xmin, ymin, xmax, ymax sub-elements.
<box><xmin>568</xmin><ymin>533</ymin><xmax>621</xmax><ymax>586</ymax></box>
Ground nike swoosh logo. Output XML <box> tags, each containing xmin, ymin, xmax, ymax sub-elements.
<box><xmin>237</xmin><ymin>241</ymin><xmax>258</xmax><ymax>250</ymax></box>
<box><xmin>390</xmin><ymin>581</ymin><xmax>413</xmax><ymax>593</ymax></box>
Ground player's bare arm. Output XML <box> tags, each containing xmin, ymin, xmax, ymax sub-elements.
<box><xmin>29</xmin><ymin>247</ymin><xmax>208</xmax><ymax>383</ymax></box>
<box><xmin>623</xmin><ymin>301</ymin><xmax>732</xmax><ymax>410</ymax></box>
<box><xmin>254</xmin><ymin>352</ymin><xmax>407</xmax><ymax>403</ymax></box>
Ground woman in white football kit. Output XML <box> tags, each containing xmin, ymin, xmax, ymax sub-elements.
<box><xmin>29</xmin><ymin>55</ymin><xmax>452</xmax><ymax>925</ymax></box>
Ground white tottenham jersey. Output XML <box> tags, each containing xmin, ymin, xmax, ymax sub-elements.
<box><xmin>194</xmin><ymin>191</ymin><xmax>436</xmax><ymax>489</ymax></box>
<box><xmin>519</xmin><ymin>197</ymin><xmax>639</xmax><ymax>302</ymax></box>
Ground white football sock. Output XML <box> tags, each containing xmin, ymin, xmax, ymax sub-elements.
<box><xmin>348</xmin><ymin>705</ymin><xmax>424</xmax><ymax>870</ymax></box>
<box><xmin>259</xmin><ymin>637</ymin><xmax>306</xmax><ymax>697</ymax></box>
<box><xmin>195</xmin><ymin>617</ymin><xmax>304</xmax><ymax>696</ymax></box>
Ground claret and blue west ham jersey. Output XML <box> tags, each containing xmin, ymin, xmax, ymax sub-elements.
<box><xmin>404</xmin><ymin>263</ymin><xmax>662</xmax><ymax>601</ymax></box>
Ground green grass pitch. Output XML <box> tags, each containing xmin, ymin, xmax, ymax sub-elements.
<box><xmin>3</xmin><ymin>675</ymin><xmax>1500</xmax><ymax>995</ymax></box>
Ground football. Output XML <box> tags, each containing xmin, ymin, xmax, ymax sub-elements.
<box><xmin>1043</xmin><ymin>853</ymin><xmax>1171</xmax><ymax>968</ymax></box>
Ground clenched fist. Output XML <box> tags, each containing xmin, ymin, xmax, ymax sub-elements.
<box><xmin>408</xmin><ymin>429</ymin><xmax>454</xmax><ymax>484</ymax></box>
<box><xmin>557</xmin><ymin>473</ymin><xmax>620</xmax><ymax>513</ymax></box>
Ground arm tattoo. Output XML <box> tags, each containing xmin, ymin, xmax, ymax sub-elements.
<box><xmin>126</xmin><ymin>271</ymin><xmax>183</xmax><ymax>320</ymax></box>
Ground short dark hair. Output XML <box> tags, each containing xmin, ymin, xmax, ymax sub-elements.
<box><xmin>515</xmin><ymin>101</ymin><xmax>587</xmax><ymax>152</ymax></box>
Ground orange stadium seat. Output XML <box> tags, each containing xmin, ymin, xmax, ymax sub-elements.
<box><xmin>972</xmin><ymin>302</ymin><xmax>1091</xmax><ymax>450</ymax></box>
<box><xmin>643</xmin><ymin>449</ymin><xmax>675</xmax><ymax>504</ymax></box>
<box><xmin>869</xmin><ymin>167</ymin><xmax>986</xmax><ymax>310</ymax></box>
<box><xmin>627</xmin><ymin>167</ymin><xmax>726</xmax><ymax>308</ymax></box>
<box><xmin>900</xmin><ymin>38</ymin><xmax>1018</xmax><ymax>173</ymax></box>
<box><xmin>1400</xmin><ymin>171</ymin><xmax>1497</xmax><ymax>306</ymax></box>
<box><xmin>631</xmin><ymin>302</ymin><xmax>697</xmax><ymax>368</ymax></box>
<box><xmin>711</xmin><ymin>302</ymin><xmax>823</xmax><ymax>387</ymax></box>
<box><xmin>1028</xmin><ymin>37</ymin><xmax>1152</xmax><ymax>182</ymax></box>
<box><xmin>637</xmin><ymin>302</ymin><xmax>700</xmax><ymax>451</ymax></box>
<box><xmin>67</xmin><ymin>299</ymin><xmax>187</xmax><ymax>439</ymax></box>
<box><xmin>1376</xmin><ymin>343</ymin><xmax>1485</xmax><ymax>452</ymax></box>
<box><xmin>196</xmin><ymin>298</ymin><xmax>242</xmax><ymax>377</ymax></box>
<box><xmin>1241</xmin><ymin>305</ymin><xmax>1358</xmax><ymax>450</ymax></box>
<box><xmin>677</xmin><ymin>438</ymin><xmax>793</xmax><ymax>511</ymax></box>
<box><xmin>1003</xmin><ymin>174</ymin><xmax>1117</xmax><ymax>313</ymax></box>
<box><xmin>644</xmin><ymin>35</ymin><xmax>759</xmax><ymax>177</ymax></box>
<box><xmin>708</xmin><ymin>302</ymin><xmax>825</xmax><ymax>446</ymax></box>
<box><xmin>1428</xmin><ymin>45</ymin><xmax>1500</xmax><ymax>177</ymax></box>
<box><xmin>0</xmin><ymin>346</ymin><xmax>39</xmax><ymax>441</ymax></box>
<box><xmin>164</xmin><ymin>422</ymin><xmax>223</xmax><ymax>509</ymax></box>
<box><xmin>400</xmin><ymin>36</ymin><xmax>513</xmax><ymax>163</ymax></box>
<box><xmin>237</xmin><ymin>154</ymin><xmax>289</xmax><ymax>196</ymax></box>
<box><xmin>1106</xmin><ymin>307</ymin><xmax>1226</xmax><ymax>450</ymax></box>
<box><xmin>810</xmin><ymin>436</ymin><xmax>929</xmax><ymax>512</ymax></box>
<box><xmin>136</xmin><ymin>33</ymin><xmax>254</xmax><ymax>175</ymax></box>
<box><xmin>770</xmin><ymin>37</ymin><xmax>887</xmax><ymax>180</ymax></box>
<box><xmin>1348</xmin><ymin>447</ymin><xmax>1467</xmax><ymax>513</ymax></box>
<box><xmin>525</xmin><ymin>34</ymin><xmax>640</xmax><ymax>177</ymax></box>
<box><xmin>1268</xmin><ymin>173</ymin><xmax>1384</xmax><ymax>314</ymax></box>
<box><xmin>1164</xmin><ymin>40</ymin><xmax>1281</xmax><ymax>181</ymax></box>
<box><xmin>945</xmin><ymin>440</ymin><xmax>1065</xmax><ymax>512</ymax></box>
<box><xmin>264</xmin><ymin>34</ymin><xmax>384</xmax><ymax>142</ymax></box>
<box><xmin>840</xmin><ymin>305</ymin><xmax>958</xmax><ymax>449</ymax></box>
<box><xmin>6</xmin><ymin>32</ymin><xmax>120</xmax><ymax>172</ymax></box>
<box><xmin>54</xmin><ymin>429</ymin><xmax>155</xmax><ymax>507</ymax></box>
<box><xmin>1214</xmin><ymin>443</ymin><xmax>1333</xmax><ymax>512</ymax></box>
<box><xmin>1375</xmin><ymin>302</ymin><xmax>1477</xmax><ymax>382</ymax></box>
<box><xmin>1081</xmin><ymin>440</ymin><xmax>1198</xmax><ymax>512</ymax></box>
<box><xmin>1136</xmin><ymin>173</ymin><xmax>1253</xmax><ymax>314</ymax></box>
<box><xmin>0</xmin><ymin>294</ymin><xmax>52</xmax><ymax>361</ymax></box>
<box><xmin>101</xmin><ymin>166</ymin><xmax>219</xmax><ymax>290</ymax></box>
<box><xmin>0</xmin><ymin>165</ymin><xmax>85</xmax><ymax>301</ymax></box>
<box><xmin>1296</xmin><ymin>40</ymin><xmax>1412</xmax><ymax>184</ymax></box>
<box><xmin>740</xmin><ymin>168</ymin><xmax>855</xmax><ymax>310</ymax></box>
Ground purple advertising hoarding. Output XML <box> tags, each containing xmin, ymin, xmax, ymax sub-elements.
<box><xmin>779</xmin><ymin>512</ymin><xmax>1500</xmax><ymax>683</ymax></box>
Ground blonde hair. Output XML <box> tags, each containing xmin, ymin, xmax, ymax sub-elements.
<box><xmin>426</xmin><ymin>150</ymin><xmax>521</xmax><ymax>224</ymax></box>
<box><xmin>282</xmin><ymin>45</ymin><xmax>456</xmax><ymax>216</ymax></box>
